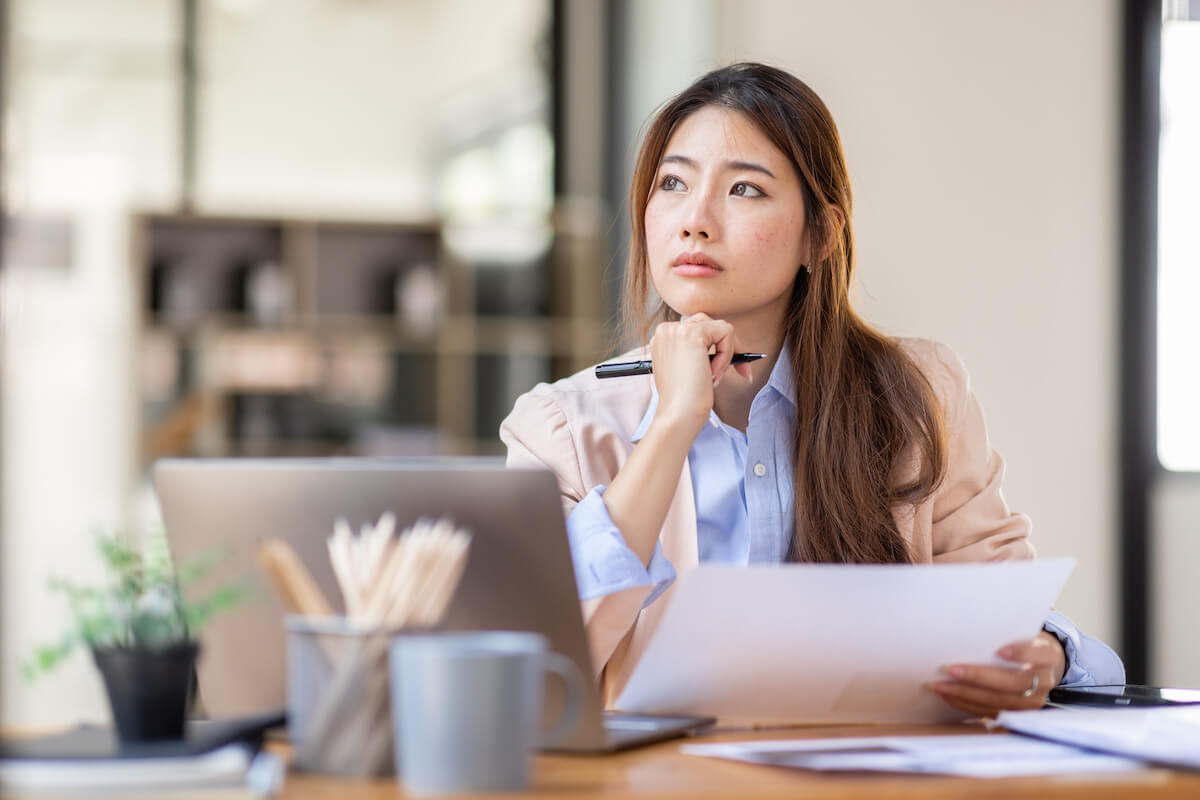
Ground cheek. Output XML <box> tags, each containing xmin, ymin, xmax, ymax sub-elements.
<box><xmin>744</xmin><ymin>220</ymin><xmax>803</xmax><ymax>270</ymax></box>
<box><xmin>644</xmin><ymin>203</ymin><xmax>673</xmax><ymax>248</ymax></box>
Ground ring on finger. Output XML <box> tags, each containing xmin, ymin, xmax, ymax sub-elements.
<box><xmin>1021</xmin><ymin>672</ymin><xmax>1040</xmax><ymax>698</ymax></box>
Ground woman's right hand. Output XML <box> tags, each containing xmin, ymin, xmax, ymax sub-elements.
<box><xmin>601</xmin><ymin>312</ymin><xmax>750</xmax><ymax>565</ymax></box>
<box><xmin>648</xmin><ymin>312</ymin><xmax>750</xmax><ymax>436</ymax></box>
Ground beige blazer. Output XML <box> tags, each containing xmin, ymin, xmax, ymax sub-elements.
<box><xmin>499</xmin><ymin>338</ymin><xmax>1033</xmax><ymax>707</ymax></box>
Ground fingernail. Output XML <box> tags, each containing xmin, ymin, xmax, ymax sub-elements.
<box><xmin>946</xmin><ymin>665</ymin><xmax>964</xmax><ymax>679</ymax></box>
<box><xmin>997</xmin><ymin>646</ymin><xmax>1015</xmax><ymax>659</ymax></box>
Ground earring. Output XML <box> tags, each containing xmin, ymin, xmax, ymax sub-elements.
<box><xmin>803</xmin><ymin>264</ymin><xmax>812</xmax><ymax>274</ymax></box>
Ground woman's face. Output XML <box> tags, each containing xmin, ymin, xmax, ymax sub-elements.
<box><xmin>644</xmin><ymin>106</ymin><xmax>810</xmax><ymax>333</ymax></box>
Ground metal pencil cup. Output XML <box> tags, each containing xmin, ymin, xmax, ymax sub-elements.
<box><xmin>286</xmin><ymin>615</ymin><xmax>413</xmax><ymax>777</ymax></box>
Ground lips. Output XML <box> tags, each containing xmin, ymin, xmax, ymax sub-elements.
<box><xmin>672</xmin><ymin>252</ymin><xmax>723</xmax><ymax>277</ymax></box>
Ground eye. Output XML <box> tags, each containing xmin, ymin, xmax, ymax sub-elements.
<box><xmin>731</xmin><ymin>182</ymin><xmax>765</xmax><ymax>198</ymax></box>
<box><xmin>658</xmin><ymin>174</ymin><xmax>687</xmax><ymax>192</ymax></box>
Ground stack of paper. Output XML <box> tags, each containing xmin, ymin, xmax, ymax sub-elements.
<box><xmin>997</xmin><ymin>705</ymin><xmax>1200</xmax><ymax>769</ymax></box>
<box><xmin>683</xmin><ymin>733</ymin><xmax>1144</xmax><ymax>777</ymax></box>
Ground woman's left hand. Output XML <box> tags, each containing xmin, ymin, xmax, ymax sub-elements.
<box><xmin>928</xmin><ymin>631</ymin><xmax>1067</xmax><ymax>718</ymax></box>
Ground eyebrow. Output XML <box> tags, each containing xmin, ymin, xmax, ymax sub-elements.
<box><xmin>660</xmin><ymin>154</ymin><xmax>777</xmax><ymax>180</ymax></box>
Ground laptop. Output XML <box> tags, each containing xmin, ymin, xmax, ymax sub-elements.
<box><xmin>153</xmin><ymin>457</ymin><xmax>714</xmax><ymax>752</ymax></box>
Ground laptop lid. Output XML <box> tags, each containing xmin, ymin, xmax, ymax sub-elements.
<box><xmin>153</xmin><ymin>457</ymin><xmax>610</xmax><ymax>751</ymax></box>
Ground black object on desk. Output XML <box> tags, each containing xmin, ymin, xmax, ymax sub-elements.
<box><xmin>1047</xmin><ymin>684</ymin><xmax>1200</xmax><ymax>707</ymax></box>
<box><xmin>0</xmin><ymin>710</ymin><xmax>285</xmax><ymax>760</ymax></box>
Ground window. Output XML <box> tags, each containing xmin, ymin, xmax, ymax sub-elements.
<box><xmin>1157</xmin><ymin>1</ymin><xmax>1200</xmax><ymax>470</ymax></box>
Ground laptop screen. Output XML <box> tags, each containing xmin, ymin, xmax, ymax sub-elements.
<box><xmin>154</xmin><ymin>457</ymin><xmax>607</xmax><ymax>749</ymax></box>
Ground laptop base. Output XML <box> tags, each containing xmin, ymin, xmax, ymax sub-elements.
<box><xmin>544</xmin><ymin>711</ymin><xmax>717</xmax><ymax>753</ymax></box>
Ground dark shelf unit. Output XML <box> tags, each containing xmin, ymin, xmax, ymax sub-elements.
<box><xmin>133</xmin><ymin>212</ymin><xmax>607</xmax><ymax>463</ymax></box>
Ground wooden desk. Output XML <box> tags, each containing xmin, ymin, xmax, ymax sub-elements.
<box><xmin>280</xmin><ymin>722</ymin><xmax>1200</xmax><ymax>799</ymax></box>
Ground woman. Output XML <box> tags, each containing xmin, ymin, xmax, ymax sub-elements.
<box><xmin>500</xmin><ymin>62</ymin><xmax>1123</xmax><ymax>718</ymax></box>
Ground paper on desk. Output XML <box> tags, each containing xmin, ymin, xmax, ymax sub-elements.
<box><xmin>997</xmin><ymin>705</ymin><xmax>1200</xmax><ymax>769</ymax></box>
<box><xmin>682</xmin><ymin>733</ymin><xmax>1144</xmax><ymax>777</ymax></box>
<box><xmin>615</xmin><ymin>559</ymin><xmax>1074</xmax><ymax>723</ymax></box>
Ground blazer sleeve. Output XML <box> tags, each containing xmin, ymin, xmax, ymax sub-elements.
<box><xmin>926</xmin><ymin>343</ymin><xmax>1036</xmax><ymax>562</ymax></box>
<box><xmin>499</xmin><ymin>387</ymin><xmax>587</xmax><ymax>517</ymax></box>
<box><xmin>499</xmin><ymin>388</ymin><xmax>655</xmax><ymax>676</ymax></box>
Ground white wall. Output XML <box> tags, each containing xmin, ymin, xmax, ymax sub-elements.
<box><xmin>2</xmin><ymin>181</ymin><xmax>141</xmax><ymax>728</ymax></box>
<box><xmin>710</xmin><ymin>0</ymin><xmax>1121</xmax><ymax>646</ymax></box>
<box><xmin>197</xmin><ymin>0</ymin><xmax>548</xmax><ymax>219</ymax></box>
<box><xmin>2</xmin><ymin>0</ymin><xmax>174</xmax><ymax>729</ymax></box>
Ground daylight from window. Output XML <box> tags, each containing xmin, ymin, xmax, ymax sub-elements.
<box><xmin>1157</xmin><ymin>19</ymin><xmax>1200</xmax><ymax>471</ymax></box>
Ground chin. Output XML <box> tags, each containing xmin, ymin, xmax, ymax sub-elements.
<box><xmin>657</xmin><ymin>290</ymin><xmax>725</xmax><ymax>319</ymax></box>
<box><xmin>663</xmin><ymin>302</ymin><xmax>718</xmax><ymax>319</ymax></box>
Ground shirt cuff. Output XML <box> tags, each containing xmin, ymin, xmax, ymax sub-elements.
<box><xmin>565</xmin><ymin>486</ymin><xmax>677</xmax><ymax>607</ymax></box>
<box><xmin>1043</xmin><ymin>609</ymin><xmax>1127</xmax><ymax>687</ymax></box>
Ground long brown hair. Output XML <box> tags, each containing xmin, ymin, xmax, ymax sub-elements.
<box><xmin>623</xmin><ymin>62</ymin><xmax>946</xmax><ymax>564</ymax></box>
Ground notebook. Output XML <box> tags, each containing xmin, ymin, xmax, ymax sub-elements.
<box><xmin>0</xmin><ymin>712</ymin><xmax>283</xmax><ymax>793</ymax></box>
<box><xmin>154</xmin><ymin>457</ymin><xmax>713</xmax><ymax>752</ymax></box>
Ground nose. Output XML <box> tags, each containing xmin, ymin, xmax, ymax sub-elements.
<box><xmin>680</xmin><ymin>188</ymin><xmax>716</xmax><ymax>241</ymax></box>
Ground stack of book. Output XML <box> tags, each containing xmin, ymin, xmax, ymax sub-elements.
<box><xmin>0</xmin><ymin>711</ymin><xmax>284</xmax><ymax>797</ymax></box>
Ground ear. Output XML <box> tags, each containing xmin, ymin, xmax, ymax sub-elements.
<box><xmin>818</xmin><ymin>204</ymin><xmax>846</xmax><ymax>261</ymax></box>
<box><xmin>826</xmin><ymin>204</ymin><xmax>846</xmax><ymax>232</ymax></box>
<box><xmin>800</xmin><ymin>204</ymin><xmax>846</xmax><ymax>266</ymax></box>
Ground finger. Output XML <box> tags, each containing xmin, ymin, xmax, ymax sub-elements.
<box><xmin>930</xmin><ymin>679</ymin><xmax>1046</xmax><ymax>712</ymax></box>
<box><xmin>704</xmin><ymin>321</ymin><xmax>737</xmax><ymax>381</ymax></box>
<box><xmin>996</xmin><ymin>638</ymin><xmax>1042</xmax><ymax>663</ymax></box>
<box><xmin>924</xmin><ymin>684</ymin><xmax>997</xmax><ymax>718</ymax></box>
<box><xmin>651</xmin><ymin>320</ymin><xmax>712</xmax><ymax>368</ymax></box>
<box><xmin>944</xmin><ymin>697</ymin><xmax>1001</xmax><ymax>719</ymax></box>
<box><xmin>1031</xmin><ymin>631</ymin><xmax>1068</xmax><ymax>685</ymax></box>
<box><xmin>943</xmin><ymin>663</ymin><xmax>1038</xmax><ymax>695</ymax></box>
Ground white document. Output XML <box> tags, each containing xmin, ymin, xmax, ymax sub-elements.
<box><xmin>615</xmin><ymin>559</ymin><xmax>1074</xmax><ymax>723</ymax></box>
<box><xmin>996</xmin><ymin>706</ymin><xmax>1200</xmax><ymax>769</ymax></box>
<box><xmin>682</xmin><ymin>733</ymin><xmax>1144</xmax><ymax>777</ymax></box>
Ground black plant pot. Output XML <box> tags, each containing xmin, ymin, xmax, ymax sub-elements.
<box><xmin>92</xmin><ymin>642</ymin><xmax>199</xmax><ymax>743</ymax></box>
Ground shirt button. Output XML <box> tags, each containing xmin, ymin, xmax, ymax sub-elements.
<box><xmin>753</xmin><ymin>463</ymin><xmax>767</xmax><ymax>477</ymax></box>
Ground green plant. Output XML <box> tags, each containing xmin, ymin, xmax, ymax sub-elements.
<box><xmin>23</xmin><ymin>531</ymin><xmax>244</xmax><ymax>681</ymax></box>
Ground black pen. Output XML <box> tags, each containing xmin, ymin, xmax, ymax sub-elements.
<box><xmin>595</xmin><ymin>353</ymin><xmax>765</xmax><ymax>379</ymax></box>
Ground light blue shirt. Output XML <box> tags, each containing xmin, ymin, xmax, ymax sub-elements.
<box><xmin>564</xmin><ymin>349</ymin><xmax>1124</xmax><ymax>687</ymax></box>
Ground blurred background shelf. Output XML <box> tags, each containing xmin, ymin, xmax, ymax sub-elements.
<box><xmin>135</xmin><ymin>212</ymin><xmax>607</xmax><ymax>465</ymax></box>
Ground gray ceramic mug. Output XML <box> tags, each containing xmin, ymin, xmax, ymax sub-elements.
<box><xmin>388</xmin><ymin>630</ymin><xmax>584</xmax><ymax>795</ymax></box>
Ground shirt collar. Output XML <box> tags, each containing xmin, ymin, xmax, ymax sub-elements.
<box><xmin>767</xmin><ymin>342</ymin><xmax>797</xmax><ymax>408</ymax></box>
<box><xmin>629</xmin><ymin>343</ymin><xmax>796</xmax><ymax>444</ymax></box>
<box><xmin>631</xmin><ymin>387</ymin><xmax>658</xmax><ymax>443</ymax></box>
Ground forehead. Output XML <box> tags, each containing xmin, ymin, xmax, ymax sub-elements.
<box><xmin>662</xmin><ymin>106</ymin><xmax>788</xmax><ymax>166</ymax></box>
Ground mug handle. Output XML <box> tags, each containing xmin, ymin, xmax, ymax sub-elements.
<box><xmin>539</xmin><ymin>652</ymin><xmax>585</xmax><ymax>748</ymax></box>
